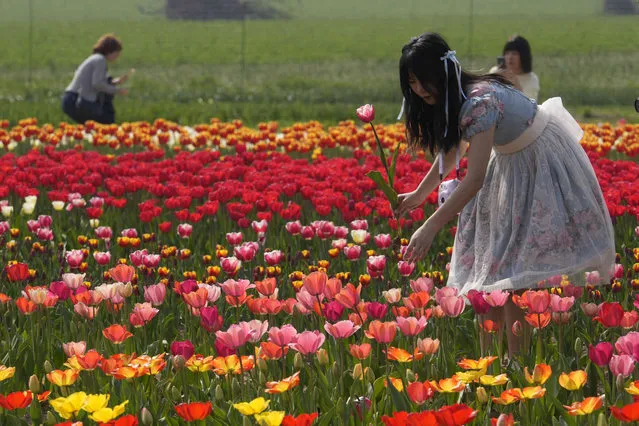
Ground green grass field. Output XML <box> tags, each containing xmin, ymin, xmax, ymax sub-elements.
<box><xmin>1</xmin><ymin>0</ymin><xmax>638</xmax><ymax>125</ymax></box>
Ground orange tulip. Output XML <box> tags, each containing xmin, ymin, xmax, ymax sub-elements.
<box><xmin>365</xmin><ymin>320</ymin><xmax>397</xmax><ymax>344</ymax></box>
<box><xmin>521</xmin><ymin>386</ymin><xmax>546</xmax><ymax>399</ymax></box>
<box><xmin>258</xmin><ymin>342</ymin><xmax>288</xmax><ymax>360</ymax></box>
<box><xmin>256</xmin><ymin>277</ymin><xmax>277</xmax><ymax>296</ymax></box>
<box><xmin>386</xmin><ymin>346</ymin><xmax>423</xmax><ymax>363</ymax></box>
<box><xmin>265</xmin><ymin>371</ymin><xmax>301</xmax><ymax>394</ymax></box>
<box><xmin>0</xmin><ymin>293</ymin><xmax>11</xmax><ymax>303</ymax></box>
<box><xmin>46</xmin><ymin>369</ymin><xmax>79</xmax><ymax>387</ymax></box>
<box><xmin>76</xmin><ymin>350</ymin><xmax>103</xmax><ymax>370</ymax></box>
<box><xmin>384</xmin><ymin>377</ymin><xmax>404</xmax><ymax>392</ymax></box>
<box><xmin>564</xmin><ymin>395</ymin><xmax>604</xmax><ymax>415</ymax></box>
<box><xmin>102</xmin><ymin>324</ymin><xmax>133</xmax><ymax>344</ymax></box>
<box><xmin>524</xmin><ymin>364</ymin><xmax>552</xmax><ymax>385</ymax></box>
<box><xmin>524</xmin><ymin>311</ymin><xmax>551</xmax><ymax>329</ymax></box>
<box><xmin>406</xmin><ymin>381</ymin><xmax>435</xmax><ymax>405</ymax></box>
<box><xmin>186</xmin><ymin>355</ymin><xmax>215</xmax><ymax>372</ymax></box>
<box><xmin>212</xmin><ymin>355</ymin><xmax>255</xmax><ymax>376</ymax></box>
<box><xmin>16</xmin><ymin>297</ymin><xmax>37</xmax><ymax>314</ymax></box>
<box><xmin>492</xmin><ymin>388</ymin><xmax>524</xmax><ymax>405</ymax></box>
<box><xmin>403</xmin><ymin>291</ymin><xmax>430</xmax><ymax>311</ymax></box>
<box><xmin>334</xmin><ymin>283</ymin><xmax>361</xmax><ymax>309</ymax></box>
<box><xmin>0</xmin><ymin>390</ymin><xmax>33</xmax><ymax>410</ymax></box>
<box><xmin>175</xmin><ymin>401</ymin><xmax>213</xmax><ymax>421</ymax></box>
<box><xmin>481</xmin><ymin>320</ymin><xmax>500</xmax><ymax>333</ymax></box>
<box><xmin>349</xmin><ymin>343</ymin><xmax>372</xmax><ymax>360</ymax></box>
<box><xmin>429</xmin><ymin>377</ymin><xmax>466</xmax><ymax>393</ymax></box>
<box><xmin>457</xmin><ymin>356</ymin><xmax>498</xmax><ymax>371</ymax></box>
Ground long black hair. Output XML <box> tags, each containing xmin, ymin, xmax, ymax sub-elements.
<box><xmin>399</xmin><ymin>32</ymin><xmax>510</xmax><ymax>156</ymax></box>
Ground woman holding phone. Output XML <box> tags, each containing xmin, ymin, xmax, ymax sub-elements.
<box><xmin>490</xmin><ymin>35</ymin><xmax>540</xmax><ymax>101</ymax></box>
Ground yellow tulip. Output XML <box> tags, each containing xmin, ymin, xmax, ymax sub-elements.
<box><xmin>49</xmin><ymin>392</ymin><xmax>87</xmax><ymax>419</ymax></box>
<box><xmin>558</xmin><ymin>370</ymin><xmax>588</xmax><ymax>391</ymax></box>
<box><xmin>46</xmin><ymin>369</ymin><xmax>79</xmax><ymax>387</ymax></box>
<box><xmin>89</xmin><ymin>401</ymin><xmax>128</xmax><ymax>423</ymax></box>
<box><xmin>82</xmin><ymin>394</ymin><xmax>110</xmax><ymax>413</ymax></box>
<box><xmin>455</xmin><ymin>369</ymin><xmax>486</xmax><ymax>384</ymax></box>
<box><xmin>233</xmin><ymin>397</ymin><xmax>270</xmax><ymax>415</ymax></box>
<box><xmin>479</xmin><ymin>374</ymin><xmax>509</xmax><ymax>386</ymax></box>
<box><xmin>0</xmin><ymin>365</ymin><xmax>16</xmax><ymax>382</ymax></box>
<box><xmin>254</xmin><ymin>411</ymin><xmax>285</xmax><ymax>426</ymax></box>
<box><xmin>626</xmin><ymin>380</ymin><xmax>639</xmax><ymax>395</ymax></box>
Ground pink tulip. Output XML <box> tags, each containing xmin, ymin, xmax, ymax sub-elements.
<box><xmin>27</xmin><ymin>220</ymin><xmax>40</xmax><ymax>233</ymax></box>
<box><xmin>552</xmin><ymin>312</ymin><xmax>572</xmax><ymax>325</ymax></box>
<box><xmin>366</xmin><ymin>302</ymin><xmax>388</xmax><ymax>319</ymax></box>
<box><xmin>417</xmin><ymin>338</ymin><xmax>440</xmax><ymax>354</ymax></box>
<box><xmin>219</xmin><ymin>279</ymin><xmax>254</xmax><ymax>297</ymax></box>
<box><xmin>484</xmin><ymin>290</ymin><xmax>509</xmax><ymax>307</ymax></box>
<box><xmin>343</xmin><ymin>245</ymin><xmax>362</xmax><ymax>261</ymax></box>
<box><xmin>550</xmin><ymin>295</ymin><xmax>575</xmax><ymax>313</ymax></box>
<box><xmin>289</xmin><ymin>330</ymin><xmax>325</xmax><ymax>355</ymax></box>
<box><xmin>89</xmin><ymin>197</ymin><xmax>104</xmax><ymax>207</ymax></box>
<box><xmin>74</xmin><ymin>302</ymin><xmax>99</xmax><ymax>320</ymax></box>
<box><xmin>121</xmin><ymin>228</ymin><xmax>138</xmax><ymax>238</ymax></box>
<box><xmin>144</xmin><ymin>283</ymin><xmax>167</xmax><ymax>306</ymax></box>
<box><xmin>269</xmin><ymin>325</ymin><xmax>298</xmax><ymax>347</ymax></box>
<box><xmin>562</xmin><ymin>284</ymin><xmax>583</xmax><ymax>299</ymax></box>
<box><xmin>324</xmin><ymin>278</ymin><xmax>343</xmax><ymax>300</ymax></box>
<box><xmin>109</xmin><ymin>264</ymin><xmax>135</xmax><ymax>283</ymax></box>
<box><xmin>397</xmin><ymin>261</ymin><xmax>415</xmax><ymax>277</ymax></box>
<box><xmin>435</xmin><ymin>287</ymin><xmax>458</xmax><ymax>305</ymax></box>
<box><xmin>589</xmin><ymin>342</ymin><xmax>614</xmax><ymax>366</ymax></box>
<box><xmin>300</xmin><ymin>226</ymin><xmax>315</xmax><ymax>240</ymax></box>
<box><xmin>635</xmin><ymin>226</ymin><xmax>639</xmax><ymax>238</ymax></box>
<box><xmin>366</xmin><ymin>255</ymin><xmax>386</xmax><ymax>278</ymax></box>
<box><xmin>37</xmin><ymin>214</ymin><xmax>52</xmax><ymax>228</ymax></box>
<box><xmin>239</xmin><ymin>320</ymin><xmax>268</xmax><ymax>343</ymax></box>
<box><xmin>63</xmin><ymin>341</ymin><xmax>86</xmax><ymax>357</ymax></box>
<box><xmin>615</xmin><ymin>332</ymin><xmax>639</xmax><ymax>360</ymax></box>
<box><xmin>95</xmin><ymin>226</ymin><xmax>113</xmax><ymax>240</ymax></box>
<box><xmin>66</xmin><ymin>250</ymin><xmax>85</xmax><ymax>268</ymax></box>
<box><xmin>332</xmin><ymin>239</ymin><xmax>348</xmax><ymax>250</ymax></box>
<box><xmin>200</xmin><ymin>306</ymin><xmax>222</xmax><ymax>332</ymax></box>
<box><xmin>171</xmin><ymin>340</ymin><xmax>194</xmax><ymax>360</ymax></box>
<box><xmin>234</xmin><ymin>243</ymin><xmax>257</xmax><ymax>262</ymax></box>
<box><xmin>220</xmin><ymin>257</ymin><xmax>242</xmax><ymax>276</ymax></box>
<box><xmin>356</xmin><ymin>104</ymin><xmax>375</xmax><ymax>123</ymax></box>
<box><xmin>324</xmin><ymin>320</ymin><xmax>360</xmax><ymax>339</ymax></box>
<box><xmin>374</xmin><ymin>234</ymin><xmax>392</xmax><ymax>249</ymax></box>
<box><xmin>585</xmin><ymin>271</ymin><xmax>601</xmax><ymax>285</ymax></box>
<box><xmin>130</xmin><ymin>249</ymin><xmax>148</xmax><ymax>267</ymax></box>
<box><xmin>226</xmin><ymin>232</ymin><xmax>243</xmax><ymax>245</ymax></box>
<box><xmin>410</xmin><ymin>277</ymin><xmax>434</xmax><ymax>294</ymax></box>
<box><xmin>350</xmin><ymin>220</ymin><xmax>368</xmax><ymax>230</ymax></box>
<box><xmin>36</xmin><ymin>228</ymin><xmax>54</xmax><ymax>241</ymax></box>
<box><xmin>215</xmin><ymin>324</ymin><xmax>255</xmax><ymax>349</ymax></box>
<box><xmin>296</xmin><ymin>288</ymin><xmax>321</xmax><ymax>311</ymax></box>
<box><xmin>581</xmin><ymin>302</ymin><xmax>600</xmax><ymax>317</ymax></box>
<box><xmin>334</xmin><ymin>226</ymin><xmax>349</xmax><ymax>239</ymax></box>
<box><xmin>49</xmin><ymin>281</ymin><xmax>71</xmax><ymax>301</ymax></box>
<box><xmin>252</xmin><ymin>219</ymin><xmax>268</xmax><ymax>234</ymax></box>
<box><xmin>264</xmin><ymin>250</ymin><xmax>284</xmax><ymax>266</ymax></box>
<box><xmin>0</xmin><ymin>221</ymin><xmax>9</xmax><ymax>234</ymax></box>
<box><xmin>314</xmin><ymin>221</ymin><xmax>336</xmax><ymax>239</ymax></box>
<box><xmin>215</xmin><ymin>339</ymin><xmax>236</xmax><ymax>356</ymax></box>
<box><xmin>622</xmin><ymin>311</ymin><xmax>639</xmax><ymax>329</ymax></box>
<box><xmin>439</xmin><ymin>296</ymin><xmax>465</xmax><ymax>317</ymax></box>
<box><xmin>129</xmin><ymin>302</ymin><xmax>159</xmax><ymax>327</ymax></box>
<box><xmin>285</xmin><ymin>221</ymin><xmax>302</xmax><ymax>235</ymax></box>
<box><xmin>143</xmin><ymin>254</ymin><xmax>160</xmax><ymax>268</ymax></box>
<box><xmin>613</xmin><ymin>264</ymin><xmax>624</xmax><ymax>279</ymax></box>
<box><xmin>62</xmin><ymin>273</ymin><xmax>85</xmax><ymax>290</ymax></box>
<box><xmin>177</xmin><ymin>223</ymin><xmax>193</xmax><ymax>238</ymax></box>
<box><xmin>93</xmin><ymin>251</ymin><xmax>111</xmax><ymax>266</ymax></box>
<box><xmin>609</xmin><ymin>354</ymin><xmax>635</xmax><ymax>378</ymax></box>
<box><xmin>323</xmin><ymin>301</ymin><xmax>345</xmax><ymax>322</ymax></box>
<box><xmin>466</xmin><ymin>290</ymin><xmax>491</xmax><ymax>315</ymax></box>
<box><xmin>198</xmin><ymin>284</ymin><xmax>221</xmax><ymax>303</ymax></box>
<box><xmin>396</xmin><ymin>316</ymin><xmax>428</xmax><ymax>336</ymax></box>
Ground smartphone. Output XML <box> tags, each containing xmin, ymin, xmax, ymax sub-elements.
<box><xmin>496</xmin><ymin>56</ymin><xmax>505</xmax><ymax>68</ymax></box>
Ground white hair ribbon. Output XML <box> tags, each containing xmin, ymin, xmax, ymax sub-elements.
<box><xmin>440</xmin><ymin>50</ymin><xmax>467</xmax><ymax>137</ymax></box>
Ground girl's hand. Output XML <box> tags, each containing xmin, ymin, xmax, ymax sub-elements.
<box><xmin>395</xmin><ymin>190</ymin><xmax>425</xmax><ymax>218</ymax></box>
<box><xmin>404</xmin><ymin>223</ymin><xmax>436</xmax><ymax>263</ymax></box>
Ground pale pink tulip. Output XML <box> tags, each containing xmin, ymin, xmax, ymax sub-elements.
<box><xmin>332</xmin><ymin>239</ymin><xmax>348</xmax><ymax>250</ymax></box>
<box><xmin>615</xmin><ymin>332</ymin><xmax>639</xmax><ymax>360</ymax></box>
<box><xmin>410</xmin><ymin>277</ymin><xmax>434</xmax><ymax>294</ymax></box>
<box><xmin>417</xmin><ymin>338</ymin><xmax>440</xmax><ymax>354</ymax></box>
<box><xmin>439</xmin><ymin>296</ymin><xmax>465</xmax><ymax>317</ymax></box>
<box><xmin>269</xmin><ymin>325</ymin><xmax>298</xmax><ymax>347</ymax></box>
<box><xmin>177</xmin><ymin>223</ymin><xmax>193</xmax><ymax>238</ymax></box>
<box><xmin>129</xmin><ymin>302</ymin><xmax>159</xmax><ymax>327</ymax></box>
<box><xmin>484</xmin><ymin>290</ymin><xmax>509</xmax><ymax>307</ymax></box>
<box><xmin>324</xmin><ymin>320</ymin><xmax>360</xmax><ymax>339</ymax></box>
<box><xmin>129</xmin><ymin>249</ymin><xmax>148</xmax><ymax>267</ymax></box>
<box><xmin>144</xmin><ymin>283</ymin><xmax>167</xmax><ymax>306</ymax></box>
<box><xmin>435</xmin><ymin>287</ymin><xmax>458</xmax><ymax>305</ymax></box>
<box><xmin>219</xmin><ymin>279</ymin><xmax>254</xmax><ymax>298</ymax></box>
<box><xmin>74</xmin><ymin>302</ymin><xmax>99</xmax><ymax>320</ymax></box>
<box><xmin>215</xmin><ymin>324</ymin><xmax>256</xmax><ymax>349</ymax></box>
<box><xmin>63</xmin><ymin>341</ymin><xmax>87</xmax><ymax>357</ymax></box>
<box><xmin>239</xmin><ymin>320</ymin><xmax>268</xmax><ymax>343</ymax></box>
<box><xmin>396</xmin><ymin>316</ymin><xmax>428</xmax><ymax>336</ymax></box>
<box><xmin>609</xmin><ymin>354</ymin><xmax>635</xmax><ymax>378</ymax></box>
<box><xmin>62</xmin><ymin>273</ymin><xmax>85</xmax><ymax>290</ymax></box>
<box><xmin>198</xmin><ymin>284</ymin><xmax>221</xmax><ymax>303</ymax></box>
<box><xmin>550</xmin><ymin>295</ymin><xmax>575</xmax><ymax>313</ymax></box>
<box><xmin>581</xmin><ymin>302</ymin><xmax>600</xmax><ymax>317</ymax></box>
<box><xmin>289</xmin><ymin>330</ymin><xmax>325</xmax><ymax>355</ymax></box>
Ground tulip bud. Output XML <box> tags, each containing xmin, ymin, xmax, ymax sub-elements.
<box><xmin>45</xmin><ymin>411</ymin><xmax>57</xmax><ymax>425</ymax></box>
<box><xmin>511</xmin><ymin>321</ymin><xmax>523</xmax><ymax>337</ymax></box>
<box><xmin>232</xmin><ymin>377</ymin><xmax>241</xmax><ymax>395</ymax></box>
<box><xmin>90</xmin><ymin>219</ymin><xmax>100</xmax><ymax>228</ymax></box>
<box><xmin>476</xmin><ymin>386</ymin><xmax>488</xmax><ymax>404</ymax></box>
<box><xmin>171</xmin><ymin>385</ymin><xmax>181</xmax><ymax>400</ymax></box>
<box><xmin>597</xmin><ymin>412</ymin><xmax>608</xmax><ymax>426</ymax></box>
<box><xmin>332</xmin><ymin>361</ymin><xmax>341</xmax><ymax>379</ymax></box>
<box><xmin>140</xmin><ymin>407</ymin><xmax>153</xmax><ymax>426</ymax></box>
<box><xmin>294</xmin><ymin>353</ymin><xmax>304</xmax><ymax>370</ymax></box>
<box><xmin>365</xmin><ymin>366</ymin><xmax>375</xmax><ymax>383</ymax></box>
<box><xmin>352</xmin><ymin>363</ymin><xmax>363</xmax><ymax>380</ymax></box>
<box><xmin>617</xmin><ymin>374</ymin><xmax>626</xmax><ymax>393</ymax></box>
<box><xmin>172</xmin><ymin>355</ymin><xmax>186</xmax><ymax>370</ymax></box>
<box><xmin>257</xmin><ymin>358</ymin><xmax>268</xmax><ymax>372</ymax></box>
<box><xmin>405</xmin><ymin>369</ymin><xmax>416</xmax><ymax>383</ymax></box>
<box><xmin>317</xmin><ymin>348</ymin><xmax>329</xmax><ymax>366</ymax></box>
<box><xmin>29</xmin><ymin>374</ymin><xmax>41</xmax><ymax>393</ymax></box>
<box><xmin>215</xmin><ymin>385</ymin><xmax>224</xmax><ymax>402</ymax></box>
<box><xmin>43</xmin><ymin>360</ymin><xmax>53</xmax><ymax>373</ymax></box>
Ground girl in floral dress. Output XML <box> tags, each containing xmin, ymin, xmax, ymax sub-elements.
<box><xmin>395</xmin><ymin>32</ymin><xmax>615</xmax><ymax>355</ymax></box>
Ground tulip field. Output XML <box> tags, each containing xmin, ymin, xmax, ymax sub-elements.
<box><xmin>0</xmin><ymin>116</ymin><xmax>639</xmax><ymax>425</ymax></box>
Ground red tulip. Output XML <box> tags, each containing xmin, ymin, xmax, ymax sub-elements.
<box><xmin>282</xmin><ymin>413</ymin><xmax>318</xmax><ymax>426</ymax></box>
<box><xmin>0</xmin><ymin>391</ymin><xmax>33</xmax><ymax>410</ymax></box>
<box><xmin>407</xmin><ymin>381</ymin><xmax>435</xmax><ymax>405</ymax></box>
<box><xmin>5</xmin><ymin>262</ymin><xmax>30</xmax><ymax>282</ymax></box>
<box><xmin>102</xmin><ymin>324</ymin><xmax>133</xmax><ymax>344</ymax></box>
<box><xmin>175</xmin><ymin>401</ymin><xmax>212</xmax><ymax>421</ymax></box>
<box><xmin>594</xmin><ymin>302</ymin><xmax>624</xmax><ymax>327</ymax></box>
<box><xmin>435</xmin><ymin>403</ymin><xmax>477</xmax><ymax>425</ymax></box>
<box><xmin>611</xmin><ymin>401</ymin><xmax>639</xmax><ymax>422</ymax></box>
